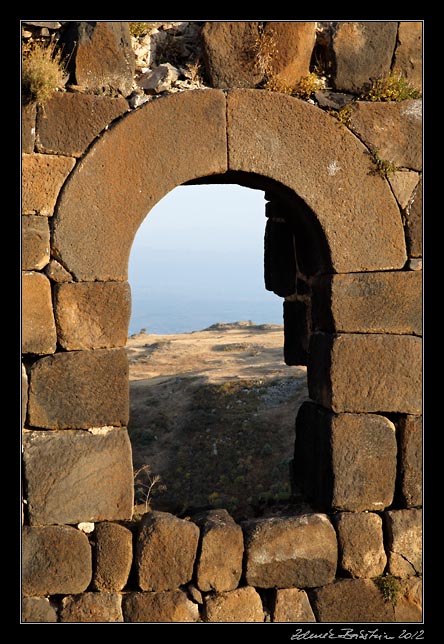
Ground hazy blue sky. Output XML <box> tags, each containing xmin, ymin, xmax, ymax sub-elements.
<box><xmin>128</xmin><ymin>183</ymin><xmax>284</xmax><ymax>335</ymax></box>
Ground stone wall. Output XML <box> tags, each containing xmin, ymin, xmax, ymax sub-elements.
<box><xmin>21</xmin><ymin>21</ymin><xmax>423</xmax><ymax>624</ymax></box>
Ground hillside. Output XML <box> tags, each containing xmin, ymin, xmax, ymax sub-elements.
<box><xmin>126</xmin><ymin>321</ymin><xmax>311</xmax><ymax>520</ymax></box>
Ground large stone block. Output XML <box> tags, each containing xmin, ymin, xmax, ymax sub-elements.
<box><xmin>242</xmin><ymin>513</ymin><xmax>337</xmax><ymax>588</ymax></box>
<box><xmin>135</xmin><ymin>511</ymin><xmax>200</xmax><ymax>591</ymax></box>
<box><xmin>22</xmin><ymin>428</ymin><xmax>134</xmax><ymax>525</ymax></box>
<box><xmin>308</xmin><ymin>333</ymin><xmax>422</xmax><ymax>414</ymax></box>
<box><xmin>22</xmin><ymin>363</ymin><xmax>28</xmax><ymax>428</ymax></box>
<box><xmin>193</xmin><ymin>508</ymin><xmax>244</xmax><ymax>592</ymax></box>
<box><xmin>21</xmin><ymin>597</ymin><xmax>58</xmax><ymax>623</ymax></box>
<box><xmin>92</xmin><ymin>521</ymin><xmax>133</xmax><ymax>591</ymax></box>
<box><xmin>53</xmin><ymin>89</ymin><xmax>227</xmax><ymax>281</ymax></box>
<box><xmin>397</xmin><ymin>415</ymin><xmax>422</xmax><ymax>508</ymax></box>
<box><xmin>332</xmin><ymin>22</ymin><xmax>398</xmax><ymax>94</ymax></box>
<box><xmin>22</xmin><ymin>153</ymin><xmax>75</xmax><ymax>215</ymax></box>
<box><xmin>22</xmin><ymin>525</ymin><xmax>92</xmax><ymax>596</ymax></box>
<box><xmin>22</xmin><ymin>103</ymin><xmax>36</xmax><ymax>153</ymax></box>
<box><xmin>204</xmin><ymin>586</ymin><xmax>264</xmax><ymax>623</ymax></box>
<box><xmin>294</xmin><ymin>403</ymin><xmax>397</xmax><ymax>511</ymax></box>
<box><xmin>28</xmin><ymin>348</ymin><xmax>129</xmax><ymax>429</ymax></box>
<box><xmin>272</xmin><ymin>588</ymin><xmax>316</xmax><ymax>623</ymax></box>
<box><xmin>333</xmin><ymin>512</ymin><xmax>387</xmax><ymax>578</ymax></box>
<box><xmin>227</xmin><ymin>90</ymin><xmax>406</xmax><ymax>273</ymax></box>
<box><xmin>394</xmin><ymin>22</ymin><xmax>423</xmax><ymax>93</ymax></box>
<box><xmin>283</xmin><ymin>299</ymin><xmax>310</xmax><ymax>366</ymax></box>
<box><xmin>395</xmin><ymin>577</ymin><xmax>423</xmax><ymax>622</ymax></box>
<box><xmin>312</xmin><ymin>271</ymin><xmax>422</xmax><ymax>336</ymax></box>
<box><xmin>405</xmin><ymin>178</ymin><xmax>422</xmax><ymax>257</ymax></box>
<box><xmin>309</xmin><ymin>579</ymin><xmax>394</xmax><ymax>622</ymax></box>
<box><xmin>263</xmin><ymin>22</ymin><xmax>316</xmax><ymax>87</ymax></box>
<box><xmin>36</xmin><ymin>93</ymin><xmax>129</xmax><ymax>157</ymax></box>
<box><xmin>349</xmin><ymin>99</ymin><xmax>422</xmax><ymax>171</ymax></box>
<box><xmin>22</xmin><ymin>215</ymin><xmax>50</xmax><ymax>270</ymax></box>
<box><xmin>60</xmin><ymin>593</ymin><xmax>123</xmax><ymax>623</ymax></box>
<box><xmin>201</xmin><ymin>22</ymin><xmax>263</xmax><ymax>89</ymax></box>
<box><xmin>123</xmin><ymin>591</ymin><xmax>199</xmax><ymax>623</ymax></box>
<box><xmin>22</xmin><ymin>271</ymin><xmax>57</xmax><ymax>355</ymax></box>
<box><xmin>385</xmin><ymin>509</ymin><xmax>422</xmax><ymax>577</ymax></box>
<box><xmin>54</xmin><ymin>281</ymin><xmax>131</xmax><ymax>349</ymax></box>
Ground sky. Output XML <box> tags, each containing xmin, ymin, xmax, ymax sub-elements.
<box><xmin>127</xmin><ymin>183</ymin><xmax>284</xmax><ymax>335</ymax></box>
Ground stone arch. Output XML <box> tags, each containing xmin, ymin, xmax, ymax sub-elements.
<box><xmin>52</xmin><ymin>89</ymin><xmax>406</xmax><ymax>283</ymax></box>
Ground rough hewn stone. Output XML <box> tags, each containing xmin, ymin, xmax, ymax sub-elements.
<box><xmin>398</xmin><ymin>415</ymin><xmax>422</xmax><ymax>508</ymax></box>
<box><xmin>405</xmin><ymin>178</ymin><xmax>422</xmax><ymax>257</ymax></box>
<box><xmin>22</xmin><ymin>153</ymin><xmax>75</xmax><ymax>215</ymax></box>
<box><xmin>388</xmin><ymin>170</ymin><xmax>420</xmax><ymax>210</ymax></box>
<box><xmin>311</xmin><ymin>271</ymin><xmax>422</xmax><ymax>336</ymax></box>
<box><xmin>60</xmin><ymin>593</ymin><xmax>123</xmax><ymax>622</ymax></box>
<box><xmin>22</xmin><ymin>103</ymin><xmax>36</xmax><ymax>153</ymax></box>
<box><xmin>54</xmin><ymin>281</ymin><xmax>131</xmax><ymax>349</ymax></box>
<box><xmin>22</xmin><ymin>272</ymin><xmax>57</xmax><ymax>355</ymax></box>
<box><xmin>22</xmin><ymin>363</ymin><xmax>28</xmax><ymax>428</ymax></box>
<box><xmin>243</xmin><ymin>513</ymin><xmax>337</xmax><ymax>588</ymax></box>
<box><xmin>309</xmin><ymin>579</ymin><xmax>394</xmax><ymax>622</ymax></box>
<box><xmin>333</xmin><ymin>512</ymin><xmax>387</xmax><ymax>578</ymax></box>
<box><xmin>308</xmin><ymin>333</ymin><xmax>422</xmax><ymax>414</ymax></box>
<box><xmin>92</xmin><ymin>521</ymin><xmax>133</xmax><ymax>591</ymax></box>
<box><xmin>22</xmin><ymin>215</ymin><xmax>51</xmax><ymax>270</ymax></box>
<box><xmin>332</xmin><ymin>22</ymin><xmax>398</xmax><ymax>94</ymax></box>
<box><xmin>22</xmin><ymin>428</ymin><xmax>134</xmax><ymax>525</ymax></box>
<box><xmin>263</xmin><ymin>22</ymin><xmax>316</xmax><ymax>87</ymax></box>
<box><xmin>44</xmin><ymin>259</ymin><xmax>73</xmax><ymax>283</ymax></box>
<box><xmin>22</xmin><ymin>525</ymin><xmax>92</xmax><ymax>596</ymax></box>
<box><xmin>227</xmin><ymin>90</ymin><xmax>406</xmax><ymax>273</ymax></box>
<box><xmin>294</xmin><ymin>403</ymin><xmax>397</xmax><ymax>511</ymax></box>
<box><xmin>61</xmin><ymin>22</ymin><xmax>135</xmax><ymax>96</ymax></box>
<box><xmin>385</xmin><ymin>509</ymin><xmax>422</xmax><ymax>577</ymax></box>
<box><xmin>193</xmin><ymin>508</ymin><xmax>244</xmax><ymax>592</ymax></box>
<box><xmin>284</xmin><ymin>299</ymin><xmax>310</xmax><ymax>366</ymax></box>
<box><xmin>204</xmin><ymin>586</ymin><xmax>264</xmax><ymax>622</ymax></box>
<box><xmin>395</xmin><ymin>577</ymin><xmax>423</xmax><ymax>622</ymax></box>
<box><xmin>136</xmin><ymin>511</ymin><xmax>200</xmax><ymax>591</ymax></box>
<box><xmin>272</xmin><ymin>588</ymin><xmax>316</xmax><ymax>623</ymax></box>
<box><xmin>123</xmin><ymin>591</ymin><xmax>199</xmax><ymax>623</ymax></box>
<box><xmin>349</xmin><ymin>99</ymin><xmax>422</xmax><ymax>171</ymax></box>
<box><xmin>28</xmin><ymin>348</ymin><xmax>129</xmax><ymax>429</ymax></box>
<box><xmin>53</xmin><ymin>90</ymin><xmax>227</xmax><ymax>281</ymax></box>
<box><xmin>36</xmin><ymin>93</ymin><xmax>129</xmax><ymax>157</ymax></box>
<box><xmin>394</xmin><ymin>22</ymin><xmax>423</xmax><ymax>92</ymax></box>
<box><xmin>21</xmin><ymin>597</ymin><xmax>58</xmax><ymax>623</ymax></box>
<box><xmin>201</xmin><ymin>22</ymin><xmax>263</xmax><ymax>89</ymax></box>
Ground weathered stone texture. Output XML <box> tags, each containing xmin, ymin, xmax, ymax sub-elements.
<box><xmin>36</xmin><ymin>93</ymin><xmax>129</xmax><ymax>157</ymax></box>
<box><xmin>394</xmin><ymin>22</ymin><xmax>423</xmax><ymax>92</ymax></box>
<box><xmin>263</xmin><ymin>22</ymin><xmax>316</xmax><ymax>87</ymax></box>
<box><xmin>201</xmin><ymin>21</ymin><xmax>263</xmax><ymax>89</ymax></box>
<box><xmin>204</xmin><ymin>586</ymin><xmax>264</xmax><ymax>623</ymax></box>
<box><xmin>22</xmin><ymin>153</ymin><xmax>75</xmax><ymax>215</ymax></box>
<box><xmin>388</xmin><ymin>170</ymin><xmax>420</xmax><ymax>210</ymax></box>
<box><xmin>193</xmin><ymin>508</ymin><xmax>244</xmax><ymax>592</ymax></box>
<box><xmin>22</xmin><ymin>525</ymin><xmax>92</xmax><ymax>596</ymax></box>
<box><xmin>332</xmin><ymin>21</ymin><xmax>398</xmax><ymax>94</ymax></box>
<box><xmin>294</xmin><ymin>403</ymin><xmax>397</xmax><ymax>511</ymax></box>
<box><xmin>309</xmin><ymin>579</ymin><xmax>394</xmax><ymax>622</ymax></box>
<box><xmin>385</xmin><ymin>509</ymin><xmax>422</xmax><ymax>577</ymax></box>
<box><xmin>28</xmin><ymin>348</ymin><xmax>129</xmax><ymax>429</ymax></box>
<box><xmin>405</xmin><ymin>178</ymin><xmax>422</xmax><ymax>257</ymax></box>
<box><xmin>243</xmin><ymin>513</ymin><xmax>337</xmax><ymax>588</ymax></box>
<box><xmin>53</xmin><ymin>90</ymin><xmax>227</xmax><ymax>281</ymax></box>
<box><xmin>136</xmin><ymin>511</ymin><xmax>200</xmax><ymax>591</ymax></box>
<box><xmin>308</xmin><ymin>333</ymin><xmax>422</xmax><ymax>414</ymax></box>
<box><xmin>22</xmin><ymin>215</ymin><xmax>50</xmax><ymax>270</ymax></box>
<box><xmin>22</xmin><ymin>271</ymin><xmax>57</xmax><ymax>355</ymax></box>
<box><xmin>22</xmin><ymin>428</ymin><xmax>134</xmax><ymax>525</ymax></box>
<box><xmin>395</xmin><ymin>577</ymin><xmax>423</xmax><ymax>622</ymax></box>
<box><xmin>272</xmin><ymin>588</ymin><xmax>316</xmax><ymax>623</ymax></box>
<box><xmin>227</xmin><ymin>90</ymin><xmax>406</xmax><ymax>273</ymax></box>
<box><xmin>54</xmin><ymin>281</ymin><xmax>131</xmax><ymax>350</ymax></box>
<box><xmin>61</xmin><ymin>21</ymin><xmax>135</xmax><ymax>96</ymax></box>
<box><xmin>333</xmin><ymin>512</ymin><xmax>387</xmax><ymax>578</ymax></box>
<box><xmin>21</xmin><ymin>597</ymin><xmax>58</xmax><ymax>623</ymax></box>
<box><xmin>22</xmin><ymin>103</ymin><xmax>36</xmax><ymax>153</ymax></box>
<box><xmin>44</xmin><ymin>259</ymin><xmax>73</xmax><ymax>283</ymax></box>
<box><xmin>312</xmin><ymin>271</ymin><xmax>422</xmax><ymax>336</ymax></box>
<box><xmin>60</xmin><ymin>593</ymin><xmax>123</xmax><ymax>623</ymax></box>
<box><xmin>92</xmin><ymin>521</ymin><xmax>133</xmax><ymax>591</ymax></box>
<box><xmin>349</xmin><ymin>99</ymin><xmax>422</xmax><ymax>171</ymax></box>
<box><xmin>398</xmin><ymin>415</ymin><xmax>422</xmax><ymax>508</ymax></box>
<box><xmin>123</xmin><ymin>590</ymin><xmax>199</xmax><ymax>623</ymax></box>
<box><xmin>22</xmin><ymin>364</ymin><xmax>28</xmax><ymax>428</ymax></box>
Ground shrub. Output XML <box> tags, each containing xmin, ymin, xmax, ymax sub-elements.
<box><xmin>22</xmin><ymin>38</ymin><xmax>66</xmax><ymax>105</ymax></box>
<box><xmin>375</xmin><ymin>573</ymin><xmax>401</xmax><ymax>607</ymax></box>
<box><xmin>361</xmin><ymin>70</ymin><xmax>421</xmax><ymax>102</ymax></box>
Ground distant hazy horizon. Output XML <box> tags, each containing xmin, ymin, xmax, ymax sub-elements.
<box><xmin>128</xmin><ymin>184</ymin><xmax>284</xmax><ymax>336</ymax></box>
